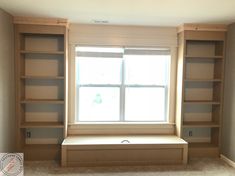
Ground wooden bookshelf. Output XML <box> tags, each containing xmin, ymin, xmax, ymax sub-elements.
<box><xmin>176</xmin><ymin>24</ymin><xmax>227</xmax><ymax>158</ymax></box>
<box><xmin>184</xmin><ymin>79</ymin><xmax>222</xmax><ymax>82</ymax></box>
<box><xmin>20</xmin><ymin>50</ymin><xmax>64</xmax><ymax>55</ymax></box>
<box><xmin>24</xmin><ymin>144</ymin><xmax>61</xmax><ymax>160</ymax></box>
<box><xmin>21</xmin><ymin>76</ymin><xmax>64</xmax><ymax>80</ymax></box>
<box><xmin>183</xmin><ymin>101</ymin><xmax>220</xmax><ymax>105</ymax></box>
<box><xmin>183</xmin><ymin>122</ymin><xmax>220</xmax><ymax>128</ymax></box>
<box><xmin>189</xmin><ymin>142</ymin><xmax>218</xmax><ymax>148</ymax></box>
<box><xmin>20</xmin><ymin>99</ymin><xmax>65</xmax><ymax>104</ymax></box>
<box><xmin>20</xmin><ymin>122</ymin><xmax>64</xmax><ymax>128</ymax></box>
<box><xmin>185</xmin><ymin>55</ymin><xmax>223</xmax><ymax>59</ymax></box>
<box><xmin>14</xmin><ymin>17</ymin><xmax>68</xmax><ymax>161</ymax></box>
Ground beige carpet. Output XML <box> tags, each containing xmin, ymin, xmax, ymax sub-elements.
<box><xmin>24</xmin><ymin>158</ymin><xmax>235</xmax><ymax>176</ymax></box>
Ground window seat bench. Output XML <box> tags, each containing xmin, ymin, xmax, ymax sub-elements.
<box><xmin>61</xmin><ymin>135</ymin><xmax>188</xmax><ymax>167</ymax></box>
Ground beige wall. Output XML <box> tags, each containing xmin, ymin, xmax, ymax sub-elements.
<box><xmin>0</xmin><ymin>9</ymin><xmax>15</xmax><ymax>152</ymax></box>
<box><xmin>69</xmin><ymin>24</ymin><xmax>177</xmax><ymax>47</ymax></box>
<box><xmin>222</xmin><ymin>23</ymin><xmax>235</xmax><ymax>162</ymax></box>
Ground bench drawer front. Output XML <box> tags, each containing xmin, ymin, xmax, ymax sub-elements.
<box><xmin>66</xmin><ymin>148</ymin><xmax>183</xmax><ymax>166</ymax></box>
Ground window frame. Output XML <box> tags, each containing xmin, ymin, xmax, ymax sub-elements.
<box><xmin>74</xmin><ymin>46</ymin><xmax>171</xmax><ymax>123</ymax></box>
<box><xmin>68</xmin><ymin>45</ymin><xmax>177</xmax><ymax>131</ymax></box>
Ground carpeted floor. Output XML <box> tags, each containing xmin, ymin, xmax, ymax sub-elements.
<box><xmin>24</xmin><ymin>158</ymin><xmax>235</xmax><ymax>176</ymax></box>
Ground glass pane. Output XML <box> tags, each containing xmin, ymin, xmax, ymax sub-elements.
<box><xmin>125</xmin><ymin>55</ymin><xmax>170</xmax><ymax>85</ymax></box>
<box><xmin>78</xmin><ymin>87</ymin><xmax>120</xmax><ymax>121</ymax></box>
<box><xmin>125</xmin><ymin>88</ymin><xmax>165</xmax><ymax>121</ymax></box>
<box><xmin>77</xmin><ymin>57</ymin><xmax>122</xmax><ymax>84</ymax></box>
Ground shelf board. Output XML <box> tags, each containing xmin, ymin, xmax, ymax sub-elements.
<box><xmin>183</xmin><ymin>122</ymin><xmax>220</xmax><ymax>128</ymax></box>
<box><xmin>184</xmin><ymin>100</ymin><xmax>220</xmax><ymax>105</ymax></box>
<box><xmin>184</xmin><ymin>79</ymin><xmax>222</xmax><ymax>82</ymax></box>
<box><xmin>20</xmin><ymin>50</ymin><xmax>64</xmax><ymax>55</ymax></box>
<box><xmin>189</xmin><ymin>143</ymin><xmax>218</xmax><ymax>149</ymax></box>
<box><xmin>20</xmin><ymin>122</ymin><xmax>64</xmax><ymax>128</ymax></box>
<box><xmin>185</xmin><ymin>55</ymin><xmax>223</xmax><ymax>59</ymax></box>
<box><xmin>20</xmin><ymin>99</ymin><xmax>64</xmax><ymax>104</ymax></box>
<box><xmin>21</xmin><ymin>76</ymin><xmax>64</xmax><ymax>80</ymax></box>
<box><xmin>24</xmin><ymin>144</ymin><xmax>61</xmax><ymax>149</ymax></box>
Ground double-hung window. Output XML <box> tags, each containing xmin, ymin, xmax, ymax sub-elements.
<box><xmin>76</xmin><ymin>46</ymin><xmax>170</xmax><ymax>122</ymax></box>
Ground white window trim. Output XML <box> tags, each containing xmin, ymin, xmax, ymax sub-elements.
<box><xmin>68</xmin><ymin>44</ymin><xmax>177</xmax><ymax>134</ymax></box>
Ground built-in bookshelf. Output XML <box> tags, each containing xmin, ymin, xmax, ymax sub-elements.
<box><xmin>176</xmin><ymin>24</ymin><xmax>226</xmax><ymax>157</ymax></box>
<box><xmin>14</xmin><ymin>17</ymin><xmax>68</xmax><ymax>160</ymax></box>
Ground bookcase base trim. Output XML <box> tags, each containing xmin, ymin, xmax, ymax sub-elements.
<box><xmin>189</xmin><ymin>147</ymin><xmax>219</xmax><ymax>158</ymax></box>
<box><xmin>23</xmin><ymin>144</ymin><xmax>61</xmax><ymax>161</ymax></box>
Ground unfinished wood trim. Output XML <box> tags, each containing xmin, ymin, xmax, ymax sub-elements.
<box><xmin>175</xmin><ymin>32</ymin><xmax>185</xmax><ymax>137</ymax></box>
<box><xmin>68</xmin><ymin>46</ymin><xmax>177</xmax><ymax>130</ymax></box>
<box><xmin>68</xmin><ymin>45</ymin><xmax>76</xmax><ymax>124</ymax></box>
<box><xmin>62</xmin><ymin>135</ymin><xmax>188</xmax><ymax>166</ymax></box>
<box><xmin>169</xmin><ymin>47</ymin><xmax>178</xmax><ymax>123</ymax></box>
<box><xmin>189</xmin><ymin>147</ymin><xmax>219</xmax><ymax>158</ymax></box>
<box><xmin>62</xmin><ymin>147</ymin><xmax>187</xmax><ymax>166</ymax></box>
<box><xmin>25</xmin><ymin>138</ymin><xmax>60</xmax><ymax>145</ymax></box>
<box><xmin>14</xmin><ymin>16</ymin><xmax>69</xmax><ymax>27</ymax></box>
<box><xmin>63</xmin><ymin>135</ymin><xmax>187</xmax><ymax>145</ymax></box>
<box><xmin>61</xmin><ymin>145</ymin><xmax>67</xmax><ymax>167</ymax></box>
<box><xmin>61</xmin><ymin>135</ymin><xmax>188</xmax><ymax>166</ymax></box>
<box><xmin>24</xmin><ymin>144</ymin><xmax>61</xmax><ymax>161</ymax></box>
<box><xmin>218</xmin><ymin>40</ymin><xmax>226</xmax><ymax>153</ymax></box>
<box><xmin>64</xmin><ymin>27</ymin><xmax>69</xmax><ymax>138</ymax></box>
<box><xmin>66</xmin><ymin>144</ymin><xmax>186</xmax><ymax>150</ymax></box>
<box><xmin>184</xmin><ymin>31</ymin><xmax>226</xmax><ymax>41</ymax></box>
<box><xmin>183</xmin><ymin>144</ymin><xmax>188</xmax><ymax>164</ymax></box>
<box><xmin>177</xmin><ymin>25</ymin><xmax>226</xmax><ymax>158</ymax></box>
<box><xmin>68</xmin><ymin>123</ymin><xmax>175</xmax><ymax>135</ymax></box>
<box><xmin>178</xmin><ymin>24</ymin><xmax>227</xmax><ymax>33</ymax></box>
<box><xmin>15</xmin><ymin>24</ymin><xmax>25</xmax><ymax>151</ymax></box>
<box><xmin>67</xmin><ymin>160</ymin><xmax>183</xmax><ymax>167</ymax></box>
<box><xmin>183</xmin><ymin>137</ymin><xmax>211</xmax><ymax>143</ymax></box>
<box><xmin>14</xmin><ymin>23</ymin><xmax>68</xmax><ymax>160</ymax></box>
<box><xmin>16</xmin><ymin>24</ymin><xmax>66</xmax><ymax>35</ymax></box>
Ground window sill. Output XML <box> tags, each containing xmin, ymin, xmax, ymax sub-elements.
<box><xmin>68</xmin><ymin>122</ymin><xmax>175</xmax><ymax>135</ymax></box>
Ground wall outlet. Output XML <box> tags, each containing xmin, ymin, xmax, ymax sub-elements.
<box><xmin>189</xmin><ymin>131</ymin><xmax>193</xmax><ymax>137</ymax></box>
<box><xmin>26</xmin><ymin>131</ymin><xmax>31</xmax><ymax>138</ymax></box>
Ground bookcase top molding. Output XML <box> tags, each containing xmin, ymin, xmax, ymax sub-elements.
<box><xmin>13</xmin><ymin>16</ymin><xmax>69</xmax><ymax>27</ymax></box>
<box><xmin>178</xmin><ymin>23</ymin><xmax>227</xmax><ymax>33</ymax></box>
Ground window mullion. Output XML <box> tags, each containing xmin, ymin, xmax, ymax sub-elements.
<box><xmin>120</xmin><ymin>57</ymin><xmax>125</xmax><ymax>122</ymax></box>
<box><xmin>125</xmin><ymin>85</ymin><xmax>166</xmax><ymax>88</ymax></box>
<box><xmin>78</xmin><ymin>84</ymin><xmax>121</xmax><ymax>87</ymax></box>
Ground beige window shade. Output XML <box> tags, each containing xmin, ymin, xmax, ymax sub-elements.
<box><xmin>124</xmin><ymin>48</ymin><xmax>170</xmax><ymax>55</ymax></box>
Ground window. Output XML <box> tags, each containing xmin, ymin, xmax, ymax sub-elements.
<box><xmin>76</xmin><ymin>46</ymin><xmax>170</xmax><ymax>122</ymax></box>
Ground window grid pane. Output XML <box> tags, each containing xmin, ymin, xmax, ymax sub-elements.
<box><xmin>125</xmin><ymin>87</ymin><xmax>166</xmax><ymax>121</ymax></box>
<box><xmin>76</xmin><ymin>57</ymin><xmax>122</xmax><ymax>85</ymax></box>
<box><xmin>78</xmin><ymin>87</ymin><xmax>120</xmax><ymax>122</ymax></box>
<box><xmin>76</xmin><ymin>46</ymin><xmax>170</xmax><ymax>122</ymax></box>
<box><xmin>124</xmin><ymin>55</ymin><xmax>170</xmax><ymax>85</ymax></box>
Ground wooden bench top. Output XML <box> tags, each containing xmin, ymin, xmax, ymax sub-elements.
<box><xmin>62</xmin><ymin>135</ymin><xmax>187</xmax><ymax>146</ymax></box>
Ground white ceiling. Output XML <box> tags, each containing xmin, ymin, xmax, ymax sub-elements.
<box><xmin>0</xmin><ymin>0</ymin><xmax>235</xmax><ymax>26</ymax></box>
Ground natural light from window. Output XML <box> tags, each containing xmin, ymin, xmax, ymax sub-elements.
<box><xmin>76</xmin><ymin>46</ymin><xmax>170</xmax><ymax>122</ymax></box>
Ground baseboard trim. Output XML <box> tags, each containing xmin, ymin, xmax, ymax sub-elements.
<box><xmin>220</xmin><ymin>154</ymin><xmax>235</xmax><ymax>168</ymax></box>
